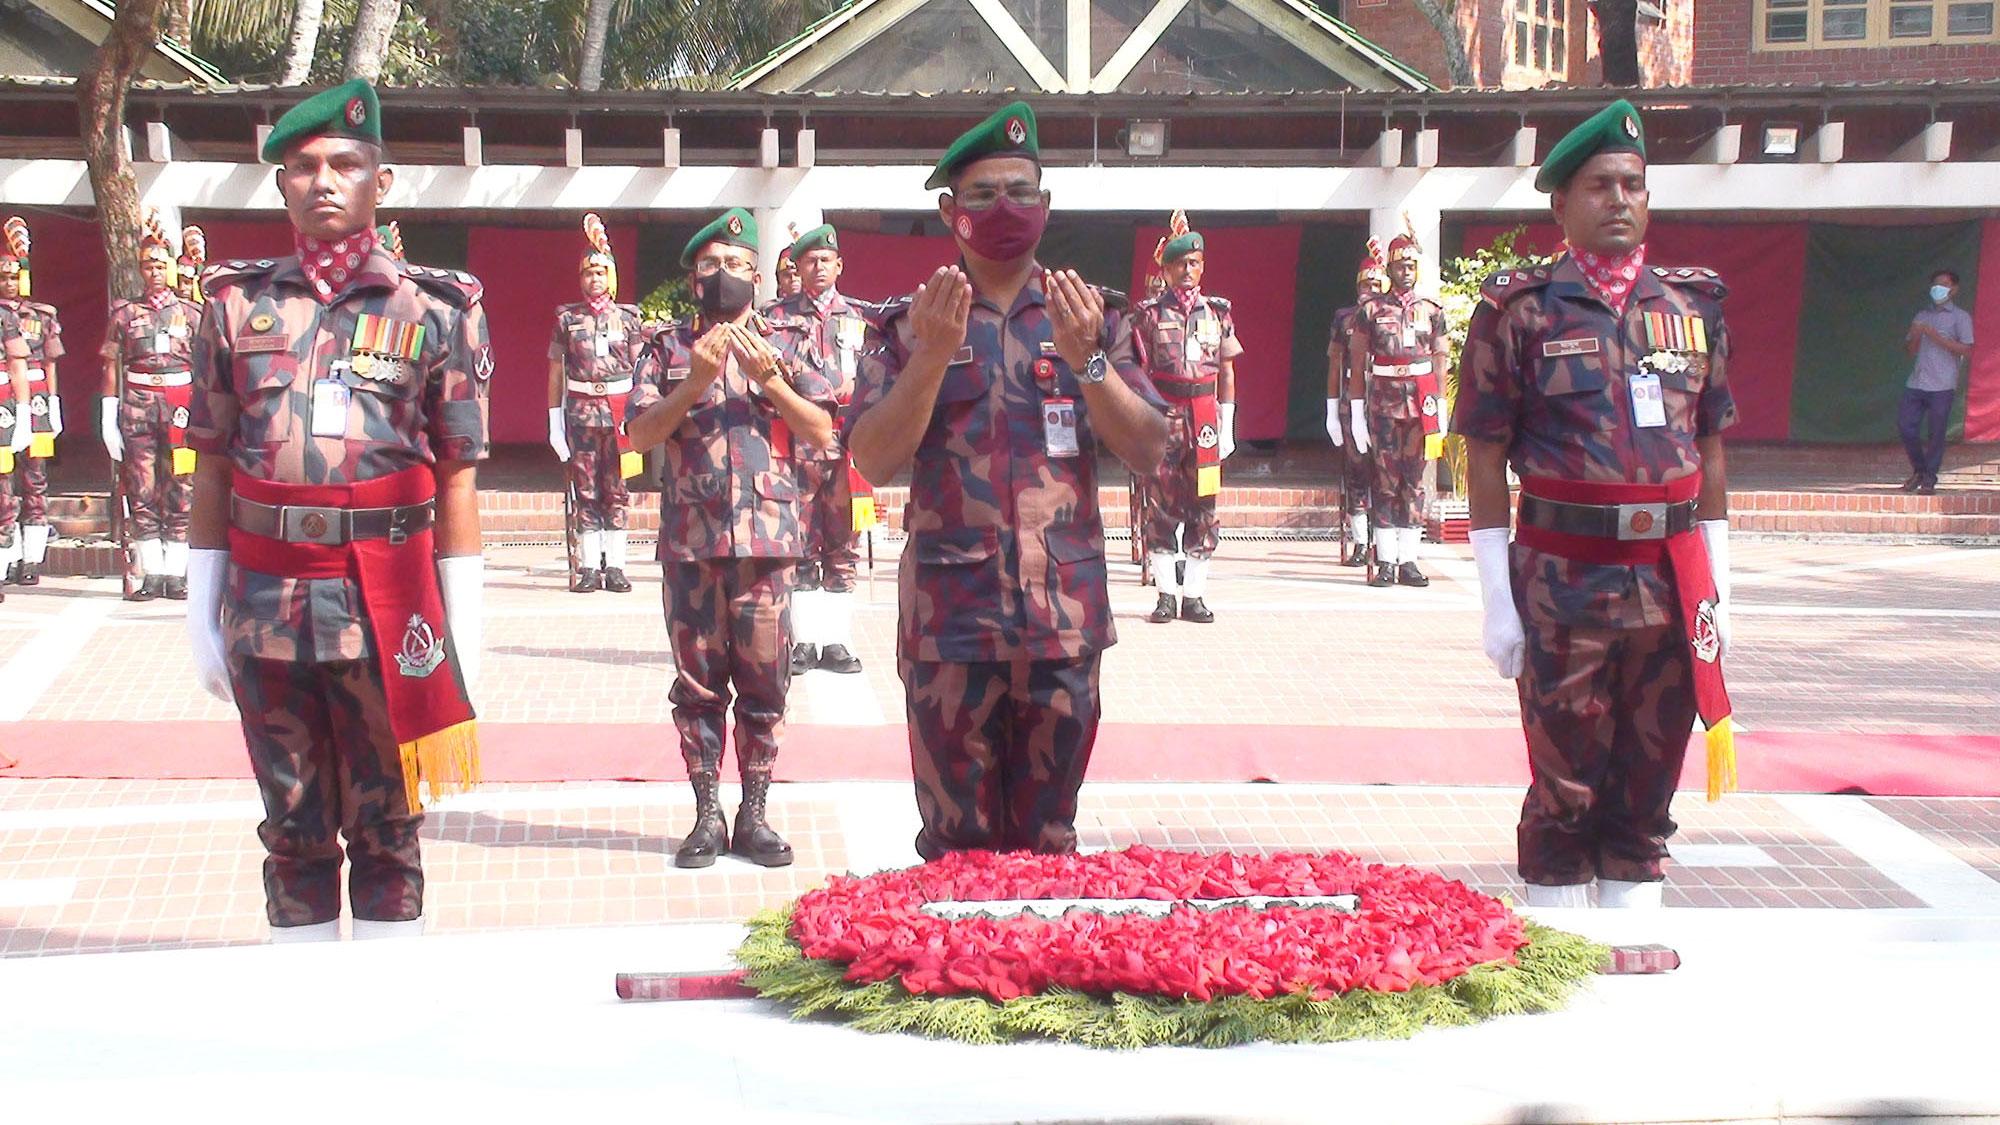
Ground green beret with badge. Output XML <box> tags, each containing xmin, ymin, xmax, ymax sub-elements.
<box><xmin>1161</xmin><ymin>231</ymin><xmax>1204</xmax><ymax>264</ymax></box>
<box><xmin>925</xmin><ymin>100</ymin><xmax>1039</xmax><ymax>191</ymax></box>
<box><xmin>261</xmin><ymin>78</ymin><xmax>383</xmax><ymax>164</ymax></box>
<box><xmin>681</xmin><ymin>207</ymin><xmax>759</xmax><ymax>268</ymax></box>
<box><xmin>789</xmin><ymin>224</ymin><xmax>838</xmax><ymax>259</ymax></box>
<box><xmin>1534</xmin><ymin>98</ymin><xmax>1646</xmax><ymax>193</ymax></box>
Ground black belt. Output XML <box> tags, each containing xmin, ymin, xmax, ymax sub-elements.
<box><xmin>1152</xmin><ymin>377</ymin><xmax>1216</xmax><ymax>398</ymax></box>
<box><xmin>230</xmin><ymin>495</ymin><xmax>436</xmax><ymax>546</ymax></box>
<box><xmin>1517</xmin><ymin>493</ymin><xmax>1697</xmax><ymax>542</ymax></box>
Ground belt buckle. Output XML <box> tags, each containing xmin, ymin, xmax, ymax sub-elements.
<box><xmin>280</xmin><ymin>505</ymin><xmax>343</xmax><ymax>545</ymax></box>
<box><xmin>385</xmin><ymin>502</ymin><xmax>431</xmax><ymax>546</ymax></box>
<box><xmin>1616</xmin><ymin>502</ymin><xmax>1669</xmax><ymax>540</ymax></box>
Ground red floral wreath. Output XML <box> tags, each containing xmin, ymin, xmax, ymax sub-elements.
<box><xmin>791</xmin><ymin>846</ymin><xmax>1528</xmax><ymax>1004</ymax></box>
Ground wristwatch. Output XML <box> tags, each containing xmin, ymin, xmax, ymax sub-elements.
<box><xmin>1076</xmin><ymin>350</ymin><xmax>1109</xmax><ymax>386</ymax></box>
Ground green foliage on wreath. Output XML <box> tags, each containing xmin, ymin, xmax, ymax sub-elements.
<box><xmin>736</xmin><ymin>904</ymin><xmax>1608</xmax><ymax>1049</ymax></box>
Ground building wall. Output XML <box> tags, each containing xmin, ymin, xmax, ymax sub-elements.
<box><xmin>1694</xmin><ymin>0</ymin><xmax>2000</xmax><ymax>83</ymax></box>
<box><xmin>1339</xmin><ymin>0</ymin><xmax>1695</xmax><ymax>88</ymax></box>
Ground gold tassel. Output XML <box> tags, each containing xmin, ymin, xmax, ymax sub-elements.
<box><xmin>398</xmin><ymin>719</ymin><xmax>482</xmax><ymax>812</ymax></box>
<box><xmin>850</xmin><ymin>494</ymin><xmax>876</xmax><ymax>534</ymax></box>
<box><xmin>173</xmin><ymin>448</ymin><xmax>199</xmax><ymax>476</ymax></box>
<box><xmin>620</xmin><ymin>450</ymin><xmax>644</xmax><ymax>480</ymax></box>
<box><xmin>1705</xmin><ymin>716</ymin><xmax>1737</xmax><ymax>802</ymax></box>
<box><xmin>1196</xmin><ymin>464</ymin><xmax>1221</xmax><ymax>497</ymax></box>
<box><xmin>0</xmin><ymin>449</ymin><xmax>12</xmax><ymax>475</ymax></box>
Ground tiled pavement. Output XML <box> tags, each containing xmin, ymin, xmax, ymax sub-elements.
<box><xmin>0</xmin><ymin>537</ymin><xmax>1995</xmax><ymax>958</ymax></box>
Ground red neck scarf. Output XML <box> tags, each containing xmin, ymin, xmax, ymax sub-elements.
<box><xmin>585</xmin><ymin>294</ymin><xmax>614</xmax><ymax>319</ymax></box>
<box><xmin>1570</xmin><ymin>244</ymin><xmax>1647</xmax><ymax>314</ymax></box>
<box><xmin>144</xmin><ymin>286</ymin><xmax>177</xmax><ymax>311</ymax></box>
<box><xmin>296</xmin><ymin>228</ymin><xmax>380</xmax><ymax>304</ymax></box>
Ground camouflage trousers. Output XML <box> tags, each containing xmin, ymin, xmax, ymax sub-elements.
<box><xmin>899</xmin><ymin>653</ymin><xmax>1102</xmax><ymax>860</ymax></box>
<box><xmin>0</xmin><ymin>471</ymin><xmax>15</xmax><ymax>547</ymax></box>
<box><xmin>1142</xmin><ymin>406</ymin><xmax>1219</xmax><ymax>559</ymax></box>
<box><xmin>1514</xmin><ymin>616</ymin><xmax>1696</xmax><ymax>885</ymax></box>
<box><xmin>118</xmin><ymin>388</ymin><xmax>192</xmax><ymax>542</ymax></box>
<box><xmin>12</xmin><ymin>456</ymin><xmax>47</xmax><ymax>525</ymax></box>
<box><xmin>795</xmin><ymin>458</ymin><xmax>858</xmax><ymax>592</ymax></box>
<box><xmin>1338</xmin><ymin>440</ymin><xmax>1372</xmax><ymax>518</ymax></box>
<box><xmin>1368</xmin><ymin>412</ymin><xmax>1426</xmax><ymax>529</ymax></box>
<box><xmin>566</xmin><ymin>422</ymin><xmax>628</xmax><ymax>533</ymax></box>
<box><xmin>664</xmin><ymin>558</ymin><xmax>794</xmax><ymax>779</ymax></box>
<box><xmin>229</xmin><ymin>654</ymin><xmax>423</xmax><ymax>926</ymax></box>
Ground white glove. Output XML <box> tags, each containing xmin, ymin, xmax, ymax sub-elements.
<box><xmin>1349</xmin><ymin>399</ymin><xmax>1371</xmax><ymax>455</ymax></box>
<box><xmin>1698</xmin><ymin>519</ymin><xmax>1731</xmax><ymax>660</ymax></box>
<box><xmin>186</xmin><ymin>548</ymin><xmax>232</xmax><ymax>702</ymax></box>
<box><xmin>1325</xmin><ymin>398</ymin><xmax>1343</xmax><ymax>447</ymax></box>
<box><xmin>8</xmin><ymin>403</ymin><xmax>28</xmax><ymax>452</ymax></box>
<box><xmin>1470</xmin><ymin>527</ymin><xmax>1525</xmax><ymax>679</ymax></box>
<box><xmin>438</xmin><ymin>554</ymin><xmax>484</xmax><ymax>688</ymax></box>
<box><xmin>546</xmin><ymin>406</ymin><xmax>571</xmax><ymax>463</ymax></box>
<box><xmin>101</xmin><ymin>396</ymin><xmax>123</xmax><ymax>461</ymax></box>
<box><xmin>47</xmin><ymin>395</ymin><xmax>63</xmax><ymax>438</ymax></box>
<box><xmin>1217</xmin><ymin>402</ymin><xmax>1236</xmax><ymax>461</ymax></box>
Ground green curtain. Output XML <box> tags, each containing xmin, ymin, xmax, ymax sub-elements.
<box><xmin>1791</xmin><ymin>221</ymin><xmax>1983</xmax><ymax>442</ymax></box>
<box><xmin>1286</xmin><ymin>222</ymin><xmax>1370</xmax><ymax>441</ymax></box>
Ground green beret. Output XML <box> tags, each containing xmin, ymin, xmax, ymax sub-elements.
<box><xmin>789</xmin><ymin>224</ymin><xmax>838</xmax><ymax>258</ymax></box>
<box><xmin>261</xmin><ymin>78</ymin><xmax>382</xmax><ymax>163</ymax></box>
<box><xmin>1535</xmin><ymin>99</ymin><xmax>1646</xmax><ymax>193</ymax></box>
<box><xmin>681</xmin><ymin>207</ymin><xmax>758</xmax><ymax>268</ymax></box>
<box><xmin>925</xmin><ymin>101</ymin><xmax>1039</xmax><ymax>191</ymax></box>
<box><xmin>1162</xmin><ymin>231</ymin><xmax>1205</xmax><ymax>263</ymax></box>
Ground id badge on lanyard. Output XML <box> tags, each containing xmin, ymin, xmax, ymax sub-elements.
<box><xmin>1034</xmin><ymin>355</ymin><xmax>1079</xmax><ymax>458</ymax></box>
<box><xmin>1629</xmin><ymin>371</ymin><xmax>1667</xmax><ymax>428</ymax></box>
<box><xmin>311</xmin><ymin>364</ymin><xmax>352</xmax><ymax>438</ymax></box>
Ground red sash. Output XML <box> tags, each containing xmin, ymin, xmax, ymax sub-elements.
<box><xmin>1514</xmin><ymin>473</ymin><xmax>1737</xmax><ymax>799</ymax></box>
<box><xmin>1187</xmin><ymin>395</ymin><xmax>1222</xmax><ymax>471</ymax></box>
<box><xmin>227</xmin><ymin>465</ymin><xmax>478</xmax><ymax>809</ymax></box>
<box><xmin>1416</xmin><ymin>371</ymin><xmax>1442</xmax><ymax>437</ymax></box>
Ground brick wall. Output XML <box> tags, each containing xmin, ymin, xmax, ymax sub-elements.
<box><xmin>1343</xmin><ymin>0</ymin><xmax>1695</xmax><ymax>88</ymax></box>
<box><xmin>1694</xmin><ymin>0</ymin><xmax>2000</xmax><ymax>82</ymax></box>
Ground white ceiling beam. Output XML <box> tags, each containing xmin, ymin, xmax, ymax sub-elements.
<box><xmin>1695</xmin><ymin>123</ymin><xmax>1742</xmax><ymax>165</ymax></box>
<box><xmin>1371</xmin><ymin>128</ymin><xmax>1404</xmax><ymax>169</ymax></box>
<box><xmin>1231</xmin><ymin>0</ymin><xmax>1408</xmax><ymax>92</ymax></box>
<box><xmin>1510</xmin><ymin>125</ymin><xmax>1537</xmax><ymax>167</ymax></box>
<box><xmin>1891</xmin><ymin>120</ymin><xmax>1953</xmax><ymax>162</ymax></box>
<box><xmin>1799</xmin><ymin>122</ymin><xmax>1844</xmax><ymax>164</ymax></box>
<box><xmin>965</xmin><ymin>0</ymin><xmax>1068</xmax><ymax>91</ymax></box>
<box><xmin>1066</xmin><ymin>0</ymin><xmax>1091</xmax><ymax>90</ymax></box>
<box><xmin>1089</xmin><ymin>0</ymin><xmax>1194</xmax><ymax>94</ymax></box>
<box><xmin>751</xmin><ymin>0</ymin><xmax>931</xmax><ymax>92</ymax></box>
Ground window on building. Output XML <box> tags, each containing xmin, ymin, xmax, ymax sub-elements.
<box><xmin>1513</xmin><ymin>0</ymin><xmax>1568</xmax><ymax>74</ymax></box>
<box><xmin>1759</xmin><ymin>0</ymin><xmax>1997</xmax><ymax>46</ymax></box>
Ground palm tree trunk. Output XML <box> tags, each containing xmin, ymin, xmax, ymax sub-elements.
<box><xmin>1596</xmin><ymin>0</ymin><xmax>1643</xmax><ymax>85</ymax></box>
<box><xmin>164</xmin><ymin>0</ymin><xmax>194</xmax><ymax>42</ymax></box>
<box><xmin>1410</xmin><ymin>0</ymin><xmax>1475</xmax><ymax>87</ymax></box>
<box><xmin>281</xmin><ymin>0</ymin><xmax>329</xmax><ymax>85</ymax></box>
<box><xmin>79</xmin><ymin>0</ymin><xmax>166</xmax><ymax>302</ymax></box>
<box><xmin>345</xmin><ymin>0</ymin><xmax>404</xmax><ymax>81</ymax></box>
<box><xmin>578</xmin><ymin>0</ymin><xmax>616</xmax><ymax>92</ymax></box>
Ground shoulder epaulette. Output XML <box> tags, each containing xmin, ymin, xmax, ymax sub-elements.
<box><xmin>1206</xmin><ymin>295</ymin><xmax>1232</xmax><ymax>312</ymax></box>
<box><xmin>201</xmin><ymin>258</ymin><xmax>279</xmax><ymax>298</ymax></box>
<box><xmin>1480</xmin><ymin>266</ymin><xmax>1554</xmax><ymax>308</ymax></box>
<box><xmin>1651</xmin><ymin>265</ymin><xmax>1728</xmax><ymax>300</ymax></box>
<box><xmin>1095</xmin><ymin>285</ymin><xmax>1130</xmax><ymax>312</ymax></box>
<box><xmin>399</xmin><ymin>262</ymin><xmax>483</xmax><ymax>308</ymax></box>
<box><xmin>28</xmin><ymin>301</ymin><xmax>58</xmax><ymax>317</ymax></box>
<box><xmin>875</xmin><ymin>294</ymin><xmax>916</xmax><ymax>327</ymax></box>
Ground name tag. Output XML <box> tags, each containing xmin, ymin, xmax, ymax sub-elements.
<box><xmin>1629</xmin><ymin>371</ymin><xmax>1666</xmax><ymax>429</ymax></box>
<box><xmin>238</xmin><ymin>334</ymin><xmax>289</xmax><ymax>355</ymax></box>
<box><xmin>666</xmin><ymin>366</ymin><xmax>690</xmax><ymax>382</ymax></box>
<box><xmin>310</xmin><ymin>378</ymin><xmax>351</xmax><ymax>437</ymax></box>
<box><xmin>1043</xmin><ymin>396</ymin><xmax>1079</xmax><ymax>458</ymax></box>
<box><xmin>949</xmin><ymin>346</ymin><xmax>975</xmax><ymax>367</ymax></box>
<box><xmin>1542</xmin><ymin>337</ymin><xmax>1601</xmax><ymax>358</ymax></box>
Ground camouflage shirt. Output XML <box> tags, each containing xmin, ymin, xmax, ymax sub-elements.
<box><xmin>103</xmin><ymin>293</ymin><xmax>201</xmax><ymax>376</ymax></box>
<box><xmin>551</xmin><ymin>301</ymin><xmax>646</xmax><ymax>429</ymax></box>
<box><xmin>189</xmin><ymin>250</ymin><xmax>492</xmax><ymax>664</ymax></box>
<box><xmin>1328</xmin><ymin>304</ymin><xmax>1359</xmax><ymax>405</ymax></box>
<box><xmin>1354</xmin><ymin>290</ymin><xmax>1448</xmax><ymax>420</ymax></box>
<box><xmin>844</xmin><ymin>268</ymin><xmax>1167</xmax><ymax>663</ymax></box>
<box><xmin>627</xmin><ymin>313</ymin><xmax>837</xmax><ymax>561</ymax></box>
<box><xmin>1133</xmin><ymin>289</ymin><xmax>1241</xmax><ymax>397</ymax></box>
<box><xmin>0</xmin><ymin>299</ymin><xmax>62</xmax><ymax>370</ymax></box>
<box><xmin>1452</xmin><ymin>253</ymin><xmax>1738</xmax><ymax>631</ymax></box>
<box><xmin>770</xmin><ymin>288</ymin><xmax>878</xmax><ymax>459</ymax></box>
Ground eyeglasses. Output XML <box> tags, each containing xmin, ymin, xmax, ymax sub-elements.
<box><xmin>953</xmin><ymin>186</ymin><xmax>1046</xmax><ymax>212</ymax></box>
<box><xmin>695</xmin><ymin>257</ymin><xmax>756</xmax><ymax>276</ymax></box>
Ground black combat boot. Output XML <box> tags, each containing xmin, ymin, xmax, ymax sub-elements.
<box><xmin>1396</xmin><ymin>562</ymin><xmax>1430</xmax><ymax>588</ymax></box>
<box><xmin>163</xmin><ymin>576</ymin><xmax>188</xmax><ymax>600</ymax></box>
<box><xmin>1367</xmin><ymin>559</ymin><xmax>1394</xmax><ymax>587</ymax></box>
<box><xmin>4</xmin><ymin>561</ymin><xmax>18</xmax><ymax>584</ymax></box>
<box><xmin>818</xmin><ymin>644</ymin><xmax>863</xmax><ymax>674</ymax></box>
<box><xmin>731</xmin><ymin>771</ymin><xmax>794</xmax><ymax>867</ymax></box>
<box><xmin>601</xmin><ymin>567</ymin><xmax>632</xmax><ymax>593</ymax></box>
<box><xmin>1147</xmin><ymin>593</ymin><xmax>1178</xmax><ymax>623</ymax></box>
<box><xmin>132</xmin><ymin>575</ymin><xmax>164</xmax><ymax>601</ymax></box>
<box><xmin>570</xmin><ymin>567</ymin><xmax>600</xmax><ymax>593</ymax></box>
<box><xmin>1179</xmin><ymin>597</ymin><xmax>1214</xmax><ymax>623</ymax></box>
<box><xmin>673</xmin><ymin>769</ymin><xmax>729</xmax><ymax>869</ymax></box>
<box><xmin>17</xmin><ymin>560</ymin><xmax>39</xmax><ymax>586</ymax></box>
<box><xmin>790</xmin><ymin>643</ymin><xmax>818</xmax><ymax>675</ymax></box>
<box><xmin>1341</xmin><ymin>541</ymin><xmax>1368</xmax><ymax>567</ymax></box>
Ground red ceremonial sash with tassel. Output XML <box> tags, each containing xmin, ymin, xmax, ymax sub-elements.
<box><xmin>1514</xmin><ymin>473</ymin><xmax>1736</xmax><ymax>800</ymax></box>
<box><xmin>227</xmin><ymin>465</ymin><xmax>478</xmax><ymax>809</ymax></box>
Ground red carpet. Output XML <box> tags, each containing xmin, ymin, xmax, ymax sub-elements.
<box><xmin>7</xmin><ymin>722</ymin><xmax>1999</xmax><ymax>798</ymax></box>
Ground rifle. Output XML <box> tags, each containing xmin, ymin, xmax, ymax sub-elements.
<box><xmin>1128</xmin><ymin>471</ymin><xmax>1150</xmax><ymax>587</ymax></box>
<box><xmin>109</xmin><ymin>368</ymin><xmax>138</xmax><ymax>600</ymax></box>
<box><xmin>563</xmin><ymin>475</ymin><xmax>580</xmax><ymax>589</ymax></box>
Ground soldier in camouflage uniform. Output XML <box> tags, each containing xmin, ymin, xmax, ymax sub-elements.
<box><xmin>184</xmin><ymin>80</ymin><xmax>490</xmax><ymax>941</ymax></box>
<box><xmin>101</xmin><ymin>211</ymin><xmax>204</xmax><ymax>600</ymax></box>
<box><xmin>773</xmin><ymin>242</ymin><xmax>802</xmax><ymax>304</ymax></box>
<box><xmin>1325</xmin><ymin>241</ymin><xmax>1387</xmax><ymax>568</ymax></box>
<box><xmin>1347</xmin><ymin>227</ymin><xmax>1448</xmax><ymax>590</ymax></box>
<box><xmin>1456</xmin><ymin>100</ymin><xmax>1738</xmax><ymax>909</ymax></box>
<box><xmin>845</xmin><ymin>102</ymin><xmax>1169</xmax><ymax>860</ymax></box>
<box><xmin>549</xmin><ymin>213</ymin><xmax>645</xmax><ymax>593</ymax></box>
<box><xmin>768</xmin><ymin>223</ymin><xmax>871</xmax><ymax>675</ymax></box>
<box><xmin>627</xmin><ymin>207</ymin><xmax>837</xmax><ymax>870</ymax></box>
<box><xmin>1</xmin><ymin>218</ymin><xmax>55</xmax><ymax>587</ymax></box>
<box><xmin>1134</xmin><ymin>212</ymin><xmax>1241</xmax><ymax>624</ymax></box>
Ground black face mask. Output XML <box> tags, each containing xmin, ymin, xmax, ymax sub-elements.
<box><xmin>697</xmin><ymin>269</ymin><xmax>756</xmax><ymax>319</ymax></box>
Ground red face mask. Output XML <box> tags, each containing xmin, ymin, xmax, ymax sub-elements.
<box><xmin>951</xmin><ymin>197</ymin><xmax>1047</xmax><ymax>262</ymax></box>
